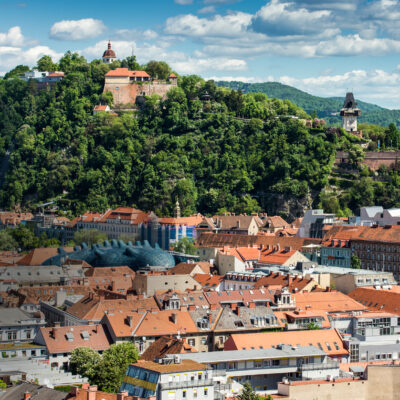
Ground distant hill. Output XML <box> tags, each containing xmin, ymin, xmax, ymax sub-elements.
<box><xmin>217</xmin><ymin>81</ymin><xmax>400</xmax><ymax>127</ymax></box>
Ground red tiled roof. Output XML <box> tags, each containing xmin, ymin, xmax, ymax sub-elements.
<box><xmin>293</xmin><ymin>291</ymin><xmax>366</xmax><ymax>313</ymax></box>
<box><xmin>166</xmin><ymin>262</ymin><xmax>211</xmax><ymax>275</ymax></box>
<box><xmin>105</xmin><ymin>68</ymin><xmax>150</xmax><ymax>78</ymax></box>
<box><xmin>196</xmin><ymin>233</ymin><xmax>321</xmax><ymax>250</ymax></box>
<box><xmin>259</xmin><ymin>249</ymin><xmax>298</xmax><ymax>265</ymax></box>
<box><xmin>17</xmin><ymin>247</ymin><xmax>74</xmax><ymax>266</ymax></box>
<box><xmin>193</xmin><ymin>274</ymin><xmax>224</xmax><ymax>288</ymax></box>
<box><xmin>254</xmin><ymin>273</ymin><xmax>318</xmax><ymax>293</ymax></box>
<box><xmin>264</xmin><ymin>216</ymin><xmax>289</xmax><ymax>229</ymax></box>
<box><xmin>103</xmin><ymin>311</ymin><xmax>146</xmax><ymax>338</ymax></box>
<box><xmin>38</xmin><ymin>324</ymin><xmax>111</xmax><ymax>354</ymax></box>
<box><xmin>159</xmin><ymin>214</ymin><xmax>203</xmax><ymax>226</ymax></box>
<box><xmin>141</xmin><ymin>336</ymin><xmax>197</xmax><ymax>361</ymax></box>
<box><xmin>135</xmin><ymin>310</ymin><xmax>198</xmax><ymax>336</ymax></box>
<box><xmin>93</xmin><ymin>105</ymin><xmax>108</xmax><ymax>111</ymax></box>
<box><xmin>204</xmin><ymin>289</ymin><xmax>275</xmax><ymax>306</ymax></box>
<box><xmin>47</xmin><ymin>72</ymin><xmax>64</xmax><ymax>77</ymax></box>
<box><xmin>169</xmin><ymin>73</ymin><xmax>177</xmax><ymax>78</ymax></box>
<box><xmin>348</xmin><ymin>287</ymin><xmax>400</xmax><ymax>316</ymax></box>
<box><xmin>224</xmin><ymin>329</ymin><xmax>348</xmax><ymax>356</ymax></box>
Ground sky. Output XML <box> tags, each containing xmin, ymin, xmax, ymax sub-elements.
<box><xmin>1</xmin><ymin>0</ymin><xmax>400</xmax><ymax>108</ymax></box>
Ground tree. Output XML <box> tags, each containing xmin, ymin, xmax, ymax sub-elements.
<box><xmin>0</xmin><ymin>230</ymin><xmax>17</xmax><ymax>251</ymax></box>
<box><xmin>10</xmin><ymin>226</ymin><xmax>39</xmax><ymax>250</ymax></box>
<box><xmin>69</xmin><ymin>347</ymin><xmax>101</xmax><ymax>380</ymax></box>
<box><xmin>145</xmin><ymin>60</ymin><xmax>171</xmax><ymax>80</ymax></box>
<box><xmin>348</xmin><ymin>145</ymin><xmax>365</xmax><ymax>169</ymax></box>
<box><xmin>3</xmin><ymin>65</ymin><xmax>30</xmax><ymax>79</ymax></box>
<box><xmin>238</xmin><ymin>382</ymin><xmax>259</xmax><ymax>400</ymax></box>
<box><xmin>73</xmin><ymin>229</ymin><xmax>107</xmax><ymax>246</ymax></box>
<box><xmin>306</xmin><ymin>321</ymin><xmax>320</xmax><ymax>330</ymax></box>
<box><xmin>36</xmin><ymin>55</ymin><xmax>58</xmax><ymax>72</ymax></box>
<box><xmin>173</xmin><ymin>237</ymin><xmax>198</xmax><ymax>255</ymax></box>
<box><xmin>95</xmin><ymin>342</ymin><xmax>139</xmax><ymax>393</ymax></box>
<box><xmin>121</xmin><ymin>56</ymin><xmax>140</xmax><ymax>71</ymax></box>
<box><xmin>351</xmin><ymin>254</ymin><xmax>362</xmax><ymax>269</ymax></box>
<box><xmin>0</xmin><ymin>379</ymin><xmax>6</xmax><ymax>389</ymax></box>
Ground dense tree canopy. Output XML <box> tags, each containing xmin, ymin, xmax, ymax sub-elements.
<box><xmin>2</xmin><ymin>52</ymin><xmax>399</xmax><ymax>219</ymax></box>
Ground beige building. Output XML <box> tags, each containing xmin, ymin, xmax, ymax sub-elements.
<box><xmin>197</xmin><ymin>215</ymin><xmax>261</xmax><ymax>236</ymax></box>
<box><xmin>333</xmin><ymin>271</ymin><xmax>397</xmax><ymax>294</ymax></box>
<box><xmin>131</xmin><ymin>272</ymin><xmax>201</xmax><ymax>296</ymax></box>
<box><xmin>276</xmin><ymin>364</ymin><xmax>400</xmax><ymax>400</ymax></box>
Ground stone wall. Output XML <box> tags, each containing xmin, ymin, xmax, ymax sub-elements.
<box><xmin>335</xmin><ymin>151</ymin><xmax>400</xmax><ymax>171</ymax></box>
<box><xmin>103</xmin><ymin>81</ymin><xmax>177</xmax><ymax>105</ymax></box>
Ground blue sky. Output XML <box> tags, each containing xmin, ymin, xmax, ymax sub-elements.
<box><xmin>1</xmin><ymin>0</ymin><xmax>400</xmax><ymax>108</ymax></box>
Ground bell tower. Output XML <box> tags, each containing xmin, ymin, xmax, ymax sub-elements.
<box><xmin>340</xmin><ymin>92</ymin><xmax>361</xmax><ymax>133</ymax></box>
<box><xmin>102</xmin><ymin>41</ymin><xmax>116</xmax><ymax>64</ymax></box>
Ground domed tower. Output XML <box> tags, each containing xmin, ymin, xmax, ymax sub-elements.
<box><xmin>102</xmin><ymin>41</ymin><xmax>116</xmax><ymax>64</ymax></box>
<box><xmin>340</xmin><ymin>92</ymin><xmax>361</xmax><ymax>133</ymax></box>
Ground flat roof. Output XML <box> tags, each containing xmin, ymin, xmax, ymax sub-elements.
<box><xmin>177</xmin><ymin>345</ymin><xmax>326</xmax><ymax>363</ymax></box>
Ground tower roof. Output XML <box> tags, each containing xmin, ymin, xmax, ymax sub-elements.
<box><xmin>103</xmin><ymin>41</ymin><xmax>116</xmax><ymax>58</ymax></box>
<box><xmin>343</xmin><ymin>92</ymin><xmax>357</xmax><ymax>109</ymax></box>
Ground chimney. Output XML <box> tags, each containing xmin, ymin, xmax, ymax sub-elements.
<box><xmin>208</xmin><ymin>313</ymin><xmax>212</xmax><ymax>324</ymax></box>
<box><xmin>248</xmin><ymin>302</ymin><xmax>255</xmax><ymax>309</ymax></box>
<box><xmin>24</xmin><ymin>393</ymin><xmax>31</xmax><ymax>400</ymax></box>
<box><xmin>236</xmin><ymin>307</ymin><xmax>241</xmax><ymax>317</ymax></box>
<box><xmin>188</xmin><ymin>305</ymin><xmax>196</xmax><ymax>311</ymax></box>
<box><xmin>171</xmin><ymin>313</ymin><xmax>178</xmax><ymax>324</ymax></box>
<box><xmin>236</xmin><ymin>220</ymin><xmax>240</xmax><ymax>229</ymax></box>
<box><xmin>126</xmin><ymin>315</ymin><xmax>133</xmax><ymax>327</ymax></box>
<box><xmin>287</xmin><ymin>275</ymin><xmax>293</xmax><ymax>287</ymax></box>
<box><xmin>276</xmin><ymin>243</ymin><xmax>280</xmax><ymax>251</ymax></box>
<box><xmin>230</xmin><ymin>303</ymin><xmax>237</xmax><ymax>311</ymax></box>
<box><xmin>69</xmin><ymin>387</ymin><xmax>80</xmax><ymax>395</ymax></box>
<box><xmin>82</xmin><ymin>383</ymin><xmax>90</xmax><ymax>390</ymax></box>
<box><xmin>210</xmin><ymin>304</ymin><xmax>218</xmax><ymax>310</ymax></box>
<box><xmin>117</xmin><ymin>391</ymin><xmax>129</xmax><ymax>400</ymax></box>
<box><xmin>51</xmin><ymin>327</ymin><xmax>58</xmax><ymax>339</ymax></box>
<box><xmin>88</xmin><ymin>385</ymin><xmax>98</xmax><ymax>400</ymax></box>
<box><xmin>180</xmin><ymin>305</ymin><xmax>187</xmax><ymax>312</ymax></box>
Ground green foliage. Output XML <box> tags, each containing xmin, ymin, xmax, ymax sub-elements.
<box><xmin>69</xmin><ymin>347</ymin><xmax>101</xmax><ymax>381</ymax></box>
<box><xmin>0</xmin><ymin>379</ymin><xmax>6</xmax><ymax>389</ymax></box>
<box><xmin>4</xmin><ymin>65</ymin><xmax>30</xmax><ymax>80</ymax></box>
<box><xmin>173</xmin><ymin>237</ymin><xmax>198</xmax><ymax>255</ymax></box>
<box><xmin>96</xmin><ymin>342</ymin><xmax>139</xmax><ymax>393</ymax></box>
<box><xmin>70</xmin><ymin>343</ymin><xmax>139</xmax><ymax>393</ymax></box>
<box><xmin>238</xmin><ymin>382</ymin><xmax>259</xmax><ymax>400</ymax></box>
<box><xmin>145</xmin><ymin>61</ymin><xmax>172</xmax><ymax>80</ymax></box>
<box><xmin>73</xmin><ymin>229</ymin><xmax>107</xmax><ymax>246</ymax></box>
<box><xmin>0</xmin><ymin>230</ymin><xmax>18</xmax><ymax>250</ymax></box>
<box><xmin>351</xmin><ymin>255</ymin><xmax>362</xmax><ymax>269</ymax></box>
<box><xmin>36</xmin><ymin>55</ymin><xmax>58</xmax><ymax>72</ymax></box>
<box><xmin>306</xmin><ymin>321</ymin><xmax>320</xmax><ymax>330</ymax></box>
<box><xmin>217</xmin><ymin>81</ymin><xmax>400</xmax><ymax>127</ymax></box>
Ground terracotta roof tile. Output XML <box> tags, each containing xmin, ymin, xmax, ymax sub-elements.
<box><xmin>38</xmin><ymin>324</ymin><xmax>111</xmax><ymax>354</ymax></box>
<box><xmin>17</xmin><ymin>247</ymin><xmax>74</xmax><ymax>266</ymax></box>
<box><xmin>141</xmin><ymin>336</ymin><xmax>197</xmax><ymax>361</ymax></box>
<box><xmin>254</xmin><ymin>273</ymin><xmax>318</xmax><ymax>293</ymax></box>
<box><xmin>224</xmin><ymin>329</ymin><xmax>348</xmax><ymax>356</ymax></box>
<box><xmin>105</xmin><ymin>68</ymin><xmax>150</xmax><ymax>78</ymax></box>
<box><xmin>293</xmin><ymin>291</ymin><xmax>366</xmax><ymax>313</ymax></box>
<box><xmin>193</xmin><ymin>274</ymin><xmax>224</xmax><ymax>289</ymax></box>
<box><xmin>348</xmin><ymin>287</ymin><xmax>400</xmax><ymax>316</ymax></box>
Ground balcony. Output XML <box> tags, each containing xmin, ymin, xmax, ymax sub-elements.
<box><xmin>299</xmin><ymin>362</ymin><xmax>339</xmax><ymax>371</ymax></box>
<box><xmin>160</xmin><ymin>378</ymin><xmax>214</xmax><ymax>390</ymax></box>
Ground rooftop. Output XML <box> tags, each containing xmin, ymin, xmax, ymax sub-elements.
<box><xmin>133</xmin><ymin>359</ymin><xmax>209</xmax><ymax>374</ymax></box>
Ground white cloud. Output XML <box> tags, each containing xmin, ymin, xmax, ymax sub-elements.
<box><xmin>171</xmin><ymin>57</ymin><xmax>247</xmax><ymax>74</ymax></box>
<box><xmin>251</xmin><ymin>0</ymin><xmax>334</xmax><ymax>37</ymax></box>
<box><xmin>198</xmin><ymin>6</ymin><xmax>216</xmax><ymax>14</ymax></box>
<box><xmin>0</xmin><ymin>26</ymin><xmax>26</xmax><ymax>46</ymax></box>
<box><xmin>165</xmin><ymin>12</ymin><xmax>252</xmax><ymax>38</ymax></box>
<box><xmin>114</xmin><ymin>28</ymin><xmax>158</xmax><ymax>41</ymax></box>
<box><xmin>174</xmin><ymin>0</ymin><xmax>193</xmax><ymax>4</ymax></box>
<box><xmin>50</xmin><ymin>18</ymin><xmax>106</xmax><ymax>41</ymax></box>
<box><xmin>278</xmin><ymin>69</ymin><xmax>400</xmax><ymax>109</ymax></box>
<box><xmin>0</xmin><ymin>45</ymin><xmax>63</xmax><ymax>72</ymax></box>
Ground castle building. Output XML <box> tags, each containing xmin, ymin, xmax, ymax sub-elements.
<box><xmin>340</xmin><ymin>92</ymin><xmax>361</xmax><ymax>133</ymax></box>
<box><xmin>102</xmin><ymin>41</ymin><xmax>117</xmax><ymax>64</ymax></box>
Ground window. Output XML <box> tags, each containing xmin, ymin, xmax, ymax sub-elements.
<box><xmin>254</xmin><ymin>360</ymin><xmax>262</xmax><ymax>368</ymax></box>
<box><xmin>188</xmin><ymin>339</ymin><xmax>195</xmax><ymax>346</ymax></box>
<box><xmin>204</xmin><ymin>389</ymin><xmax>208</xmax><ymax>396</ymax></box>
<box><xmin>272</xmin><ymin>360</ymin><xmax>280</xmax><ymax>366</ymax></box>
<box><xmin>183</xmin><ymin>391</ymin><xmax>186</xmax><ymax>398</ymax></box>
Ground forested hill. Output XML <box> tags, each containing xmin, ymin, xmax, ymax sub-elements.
<box><xmin>0</xmin><ymin>53</ymin><xmax>339</xmax><ymax>219</ymax></box>
<box><xmin>3</xmin><ymin>54</ymin><xmax>400</xmax><ymax>220</ymax></box>
<box><xmin>217</xmin><ymin>81</ymin><xmax>400</xmax><ymax>127</ymax></box>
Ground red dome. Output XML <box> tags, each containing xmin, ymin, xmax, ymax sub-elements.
<box><xmin>103</xmin><ymin>41</ymin><xmax>116</xmax><ymax>58</ymax></box>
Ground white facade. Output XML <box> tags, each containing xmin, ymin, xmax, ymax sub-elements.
<box><xmin>342</xmin><ymin>115</ymin><xmax>358</xmax><ymax>132</ymax></box>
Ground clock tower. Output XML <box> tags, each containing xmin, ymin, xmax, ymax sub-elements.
<box><xmin>340</xmin><ymin>92</ymin><xmax>361</xmax><ymax>133</ymax></box>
